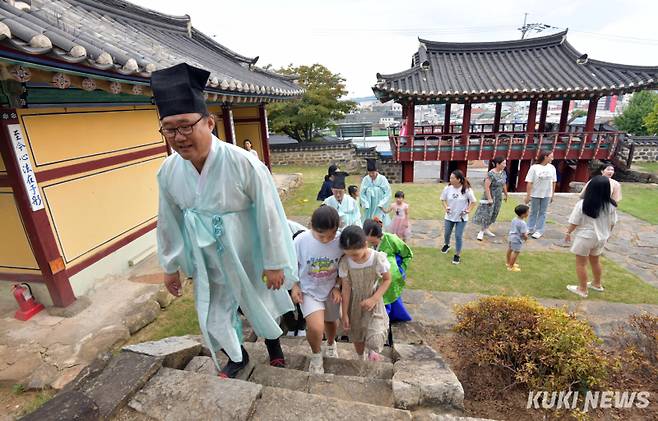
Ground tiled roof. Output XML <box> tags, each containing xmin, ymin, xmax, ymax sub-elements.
<box><xmin>373</xmin><ymin>30</ymin><xmax>658</xmax><ymax>104</ymax></box>
<box><xmin>0</xmin><ymin>0</ymin><xmax>302</xmax><ymax>99</ymax></box>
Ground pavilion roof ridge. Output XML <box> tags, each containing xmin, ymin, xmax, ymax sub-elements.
<box><xmin>418</xmin><ymin>29</ymin><xmax>568</xmax><ymax>53</ymax></box>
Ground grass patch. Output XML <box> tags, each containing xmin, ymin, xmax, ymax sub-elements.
<box><xmin>407</xmin><ymin>247</ymin><xmax>658</xmax><ymax>305</ymax></box>
<box><xmin>633</xmin><ymin>161</ymin><xmax>658</xmax><ymax>175</ymax></box>
<box><xmin>618</xmin><ymin>183</ymin><xmax>658</xmax><ymax>224</ymax></box>
<box><xmin>273</xmin><ymin>165</ymin><xmax>523</xmax><ymax>221</ymax></box>
<box><xmin>121</xmin><ymin>282</ymin><xmax>199</xmax><ymax>347</ymax></box>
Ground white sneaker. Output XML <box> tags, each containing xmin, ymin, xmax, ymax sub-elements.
<box><xmin>587</xmin><ymin>282</ymin><xmax>605</xmax><ymax>292</ymax></box>
<box><xmin>309</xmin><ymin>353</ymin><xmax>324</xmax><ymax>374</ymax></box>
<box><xmin>531</xmin><ymin>232</ymin><xmax>542</xmax><ymax>239</ymax></box>
<box><xmin>324</xmin><ymin>342</ymin><xmax>339</xmax><ymax>358</ymax></box>
<box><xmin>484</xmin><ymin>229</ymin><xmax>496</xmax><ymax>237</ymax></box>
<box><xmin>297</xmin><ymin>329</ymin><xmax>306</xmax><ymax>337</ymax></box>
<box><xmin>476</xmin><ymin>231</ymin><xmax>484</xmax><ymax>241</ymax></box>
<box><xmin>567</xmin><ymin>285</ymin><xmax>588</xmax><ymax>298</ymax></box>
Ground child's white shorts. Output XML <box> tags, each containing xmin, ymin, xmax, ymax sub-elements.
<box><xmin>300</xmin><ymin>294</ymin><xmax>340</xmax><ymax>321</ymax></box>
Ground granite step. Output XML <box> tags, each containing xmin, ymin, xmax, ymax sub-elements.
<box><xmin>128</xmin><ymin>366</ymin><xmax>413</xmax><ymax>421</ymax></box>
<box><xmin>200</xmin><ymin>340</ymin><xmax>395</xmax><ymax>380</ymax></box>
<box><xmin>248</xmin><ymin>363</ymin><xmax>394</xmax><ymax>407</ymax></box>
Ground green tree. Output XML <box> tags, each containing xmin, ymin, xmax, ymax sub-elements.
<box><xmin>614</xmin><ymin>91</ymin><xmax>658</xmax><ymax>135</ymax></box>
<box><xmin>267</xmin><ymin>64</ymin><xmax>356</xmax><ymax>142</ymax></box>
<box><xmin>643</xmin><ymin>102</ymin><xmax>658</xmax><ymax>135</ymax></box>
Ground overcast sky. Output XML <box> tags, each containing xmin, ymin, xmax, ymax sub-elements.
<box><xmin>130</xmin><ymin>0</ymin><xmax>658</xmax><ymax>98</ymax></box>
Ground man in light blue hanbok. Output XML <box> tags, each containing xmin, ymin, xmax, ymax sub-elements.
<box><xmin>323</xmin><ymin>172</ymin><xmax>361</xmax><ymax>227</ymax></box>
<box><xmin>152</xmin><ymin>63</ymin><xmax>296</xmax><ymax>378</ymax></box>
<box><xmin>360</xmin><ymin>159</ymin><xmax>392</xmax><ymax>226</ymax></box>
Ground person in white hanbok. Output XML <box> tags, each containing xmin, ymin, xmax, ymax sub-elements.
<box><xmin>152</xmin><ymin>63</ymin><xmax>296</xmax><ymax>378</ymax></box>
<box><xmin>360</xmin><ymin>159</ymin><xmax>392</xmax><ymax>226</ymax></box>
<box><xmin>323</xmin><ymin>172</ymin><xmax>362</xmax><ymax>227</ymax></box>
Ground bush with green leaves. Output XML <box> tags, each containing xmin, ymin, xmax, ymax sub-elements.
<box><xmin>454</xmin><ymin>296</ymin><xmax>611</xmax><ymax>391</ymax></box>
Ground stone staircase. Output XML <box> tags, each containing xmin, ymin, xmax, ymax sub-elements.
<box><xmin>22</xmin><ymin>324</ymin><xmax>494</xmax><ymax>421</ymax></box>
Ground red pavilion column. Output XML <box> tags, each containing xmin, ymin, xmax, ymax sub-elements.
<box><xmin>526</xmin><ymin>98</ymin><xmax>538</xmax><ymax>137</ymax></box>
<box><xmin>575</xmin><ymin>97</ymin><xmax>600</xmax><ymax>182</ymax></box>
<box><xmin>516</xmin><ymin>160</ymin><xmax>532</xmax><ymax>192</ymax></box>
<box><xmin>459</xmin><ymin>102</ymin><xmax>471</xmax><ymax>175</ymax></box>
<box><xmin>456</xmin><ymin>160</ymin><xmax>468</xmax><ymax>178</ymax></box>
<box><xmin>538</xmin><ymin>99</ymin><xmax>549</xmax><ymax>132</ymax></box>
<box><xmin>402</xmin><ymin>162</ymin><xmax>414</xmax><ymax>183</ymax></box>
<box><xmin>461</xmin><ymin>102</ymin><xmax>472</xmax><ymax>144</ymax></box>
<box><xmin>493</xmin><ymin>102</ymin><xmax>502</xmax><ymax>133</ymax></box>
<box><xmin>441</xmin><ymin>103</ymin><xmax>452</xmax><ymax>181</ymax></box>
<box><xmin>443</xmin><ymin>103</ymin><xmax>451</xmax><ymax>134</ymax></box>
<box><xmin>558</xmin><ymin>99</ymin><xmax>570</xmax><ymax>133</ymax></box>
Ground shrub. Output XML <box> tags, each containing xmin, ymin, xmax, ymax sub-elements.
<box><xmin>454</xmin><ymin>296</ymin><xmax>610</xmax><ymax>391</ymax></box>
<box><xmin>611</xmin><ymin>312</ymin><xmax>658</xmax><ymax>388</ymax></box>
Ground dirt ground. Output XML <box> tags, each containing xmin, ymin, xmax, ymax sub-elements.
<box><xmin>431</xmin><ymin>331</ymin><xmax>658</xmax><ymax>421</ymax></box>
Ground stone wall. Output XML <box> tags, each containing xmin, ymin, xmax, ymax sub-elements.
<box><xmin>271</xmin><ymin>141</ymin><xmax>402</xmax><ymax>183</ymax></box>
<box><xmin>618</xmin><ymin>136</ymin><xmax>658</xmax><ymax>163</ymax></box>
<box><xmin>270</xmin><ymin>141</ymin><xmax>356</xmax><ymax>167</ymax></box>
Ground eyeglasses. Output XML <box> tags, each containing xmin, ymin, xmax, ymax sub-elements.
<box><xmin>159</xmin><ymin>115</ymin><xmax>205</xmax><ymax>139</ymax></box>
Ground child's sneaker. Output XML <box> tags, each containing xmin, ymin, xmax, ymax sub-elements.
<box><xmin>441</xmin><ymin>244</ymin><xmax>451</xmax><ymax>254</ymax></box>
<box><xmin>309</xmin><ymin>352</ymin><xmax>324</xmax><ymax>374</ymax></box>
<box><xmin>587</xmin><ymin>282</ymin><xmax>604</xmax><ymax>292</ymax></box>
<box><xmin>452</xmin><ymin>255</ymin><xmax>461</xmax><ymax>265</ymax></box>
<box><xmin>507</xmin><ymin>266</ymin><xmax>521</xmax><ymax>272</ymax></box>
<box><xmin>476</xmin><ymin>231</ymin><xmax>484</xmax><ymax>241</ymax></box>
<box><xmin>324</xmin><ymin>342</ymin><xmax>339</xmax><ymax>358</ymax></box>
<box><xmin>566</xmin><ymin>285</ymin><xmax>588</xmax><ymax>298</ymax></box>
<box><xmin>531</xmin><ymin>232</ymin><xmax>542</xmax><ymax>239</ymax></box>
<box><xmin>485</xmin><ymin>229</ymin><xmax>496</xmax><ymax>237</ymax></box>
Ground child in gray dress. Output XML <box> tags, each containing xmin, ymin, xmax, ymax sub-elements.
<box><xmin>507</xmin><ymin>205</ymin><xmax>530</xmax><ymax>272</ymax></box>
<box><xmin>338</xmin><ymin>226</ymin><xmax>392</xmax><ymax>361</ymax></box>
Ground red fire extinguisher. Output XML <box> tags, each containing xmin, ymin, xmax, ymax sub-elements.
<box><xmin>12</xmin><ymin>283</ymin><xmax>45</xmax><ymax>321</ymax></box>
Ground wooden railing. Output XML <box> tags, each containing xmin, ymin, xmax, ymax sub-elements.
<box><xmin>388</xmin><ymin>130</ymin><xmax>622</xmax><ymax>162</ymax></box>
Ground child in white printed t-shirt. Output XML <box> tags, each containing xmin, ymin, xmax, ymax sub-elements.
<box><xmin>291</xmin><ymin>206</ymin><xmax>343</xmax><ymax>374</ymax></box>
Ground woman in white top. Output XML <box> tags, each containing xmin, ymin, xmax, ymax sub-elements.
<box><xmin>580</xmin><ymin>164</ymin><xmax>622</xmax><ymax>202</ymax></box>
<box><xmin>440</xmin><ymin>170</ymin><xmax>477</xmax><ymax>265</ymax></box>
<box><xmin>243</xmin><ymin>139</ymin><xmax>259</xmax><ymax>159</ymax></box>
<box><xmin>524</xmin><ymin>151</ymin><xmax>557</xmax><ymax>239</ymax></box>
<box><xmin>565</xmin><ymin>176</ymin><xmax>618</xmax><ymax>298</ymax></box>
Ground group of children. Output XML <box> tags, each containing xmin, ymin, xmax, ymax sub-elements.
<box><xmin>292</xmin><ymin>206</ymin><xmax>394</xmax><ymax>374</ymax></box>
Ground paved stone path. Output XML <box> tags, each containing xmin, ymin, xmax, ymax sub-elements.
<box><xmin>407</xmin><ymin>194</ymin><xmax>658</xmax><ymax>289</ymax></box>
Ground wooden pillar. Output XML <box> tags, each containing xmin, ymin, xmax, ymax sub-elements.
<box><xmin>443</xmin><ymin>103</ymin><xmax>451</xmax><ymax>134</ymax></box>
<box><xmin>574</xmin><ymin>160</ymin><xmax>589</xmax><ymax>183</ymax></box>
<box><xmin>440</xmin><ymin>161</ymin><xmax>450</xmax><ymax>181</ymax></box>
<box><xmin>516</xmin><ymin>160</ymin><xmax>532</xmax><ymax>192</ymax></box>
<box><xmin>221</xmin><ymin>104</ymin><xmax>235</xmax><ymax>144</ymax></box>
<box><xmin>461</xmin><ymin>102</ymin><xmax>471</xmax><ymax>144</ymax></box>
<box><xmin>0</xmin><ymin>112</ymin><xmax>75</xmax><ymax>307</ymax></box>
<box><xmin>584</xmin><ymin>97</ymin><xmax>599</xmax><ymax>143</ymax></box>
<box><xmin>526</xmin><ymin>99</ymin><xmax>538</xmax><ymax>136</ymax></box>
<box><xmin>538</xmin><ymin>99</ymin><xmax>549</xmax><ymax>132</ymax></box>
<box><xmin>558</xmin><ymin>99</ymin><xmax>570</xmax><ymax>133</ymax></box>
<box><xmin>460</xmin><ymin>102</ymin><xmax>471</xmax><ymax>142</ymax></box>
<box><xmin>258</xmin><ymin>104</ymin><xmax>271</xmax><ymax>170</ymax></box>
<box><xmin>456</xmin><ymin>160</ymin><xmax>468</xmax><ymax>178</ymax></box>
<box><xmin>402</xmin><ymin>161</ymin><xmax>414</xmax><ymax>183</ymax></box>
<box><xmin>507</xmin><ymin>160</ymin><xmax>519</xmax><ymax>192</ymax></box>
<box><xmin>493</xmin><ymin>102</ymin><xmax>502</xmax><ymax>133</ymax></box>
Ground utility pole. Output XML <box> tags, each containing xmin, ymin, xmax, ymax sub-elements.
<box><xmin>518</xmin><ymin>13</ymin><xmax>555</xmax><ymax>39</ymax></box>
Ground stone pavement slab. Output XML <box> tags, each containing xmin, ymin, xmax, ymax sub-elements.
<box><xmin>249</xmin><ymin>386</ymin><xmax>412</xmax><ymax>421</ymax></box>
<box><xmin>129</xmin><ymin>367</ymin><xmax>262</xmax><ymax>421</ymax></box>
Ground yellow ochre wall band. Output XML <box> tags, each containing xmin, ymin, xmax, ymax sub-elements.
<box><xmin>0</xmin><ymin>192</ymin><xmax>38</xmax><ymax>270</ymax></box>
